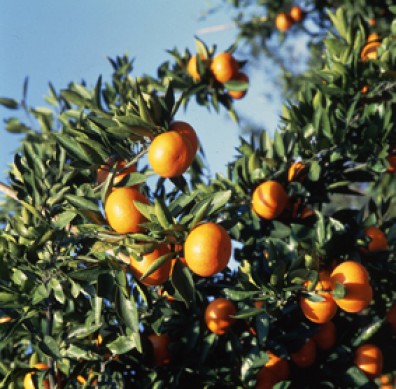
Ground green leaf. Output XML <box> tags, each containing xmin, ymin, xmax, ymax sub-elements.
<box><xmin>68</xmin><ymin>324</ymin><xmax>102</xmax><ymax>340</ymax></box>
<box><xmin>107</xmin><ymin>335</ymin><xmax>137</xmax><ymax>355</ymax></box>
<box><xmin>139</xmin><ymin>252</ymin><xmax>174</xmax><ymax>282</ymax></box>
<box><xmin>0</xmin><ymin>97</ymin><xmax>19</xmax><ymax>109</ymax></box>
<box><xmin>49</xmin><ymin>278</ymin><xmax>65</xmax><ymax>304</ymax></box>
<box><xmin>332</xmin><ymin>282</ymin><xmax>346</xmax><ymax>300</ymax></box>
<box><xmin>39</xmin><ymin>335</ymin><xmax>61</xmax><ymax>360</ymax></box>
<box><xmin>171</xmin><ymin>260</ymin><xmax>195</xmax><ymax>306</ymax></box>
<box><xmin>65</xmin><ymin>194</ymin><xmax>100</xmax><ymax>212</ymax></box>
<box><xmin>154</xmin><ymin>198</ymin><xmax>173</xmax><ymax>229</ymax></box>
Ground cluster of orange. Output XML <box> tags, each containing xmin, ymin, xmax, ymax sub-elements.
<box><xmin>187</xmin><ymin>51</ymin><xmax>249</xmax><ymax>99</ymax></box>
<box><xmin>275</xmin><ymin>5</ymin><xmax>305</xmax><ymax>33</ymax></box>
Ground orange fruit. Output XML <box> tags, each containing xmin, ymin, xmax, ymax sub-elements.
<box><xmin>148</xmin><ymin>333</ymin><xmax>171</xmax><ymax>366</ymax></box>
<box><xmin>288</xmin><ymin>161</ymin><xmax>306</xmax><ymax>182</ymax></box>
<box><xmin>130</xmin><ymin>244</ymin><xmax>172</xmax><ymax>286</ymax></box>
<box><xmin>386</xmin><ymin>303</ymin><xmax>396</xmax><ymax>333</ymax></box>
<box><xmin>97</xmin><ymin>158</ymin><xmax>137</xmax><ymax>185</ymax></box>
<box><xmin>291</xmin><ymin>338</ymin><xmax>317</xmax><ymax>368</ymax></box>
<box><xmin>187</xmin><ymin>55</ymin><xmax>201</xmax><ymax>81</ymax></box>
<box><xmin>24</xmin><ymin>363</ymin><xmax>49</xmax><ymax>389</ymax></box>
<box><xmin>300</xmin><ymin>272</ymin><xmax>338</xmax><ymax>324</ymax></box>
<box><xmin>210</xmin><ymin>52</ymin><xmax>239</xmax><ymax>83</ymax></box>
<box><xmin>204</xmin><ymin>298</ymin><xmax>237</xmax><ymax>335</ymax></box>
<box><xmin>169</xmin><ymin>121</ymin><xmax>199</xmax><ymax>156</ymax></box>
<box><xmin>354</xmin><ymin>344</ymin><xmax>383</xmax><ymax>379</ymax></box>
<box><xmin>104</xmin><ymin>187</ymin><xmax>149</xmax><ymax>234</ymax></box>
<box><xmin>228</xmin><ymin>72</ymin><xmax>249</xmax><ymax>100</ymax></box>
<box><xmin>148</xmin><ymin>131</ymin><xmax>194</xmax><ymax>178</ymax></box>
<box><xmin>187</xmin><ymin>55</ymin><xmax>208</xmax><ymax>81</ymax></box>
<box><xmin>264</xmin><ymin>351</ymin><xmax>290</xmax><ymax>382</ymax></box>
<box><xmin>275</xmin><ymin>12</ymin><xmax>293</xmax><ymax>32</ymax></box>
<box><xmin>184</xmin><ymin>222</ymin><xmax>232</xmax><ymax>277</ymax></box>
<box><xmin>255</xmin><ymin>366</ymin><xmax>277</xmax><ymax>389</ymax></box>
<box><xmin>0</xmin><ymin>316</ymin><xmax>11</xmax><ymax>324</ymax></box>
<box><xmin>361</xmin><ymin>40</ymin><xmax>381</xmax><ymax>61</ymax></box>
<box><xmin>289</xmin><ymin>6</ymin><xmax>304</xmax><ymax>23</ymax></box>
<box><xmin>330</xmin><ymin>261</ymin><xmax>372</xmax><ymax>313</ymax></box>
<box><xmin>367</xmin><ymin>33</ymin><xmax>380</xmax><ymax>43</ymax></box>
<box><xmin>252</xmin><ymin>181</ymin><xmax>289</xmax><ymax>220</ymax></box>
<box><xmin>362</xmin><ymin>226</ymin><xmax>388</xmax><ymax>253</ymax></box>
<box><xmin>360</xmin><ymin>85</ymin><xmax>369</xmax><ymax>94</ymax></box>
<box><xmin>313</xmin><ymin>321</ymin><xmax>337</xmax><ymax>350</ymax></box>
<box><xmin>368</xmin><ymin>19</ymin><xmax>376</xmax><ymax>26</ymax></box>
<box><xmin>387</xmin><ymin>154</ymin><xmax>396</xmax><ymax>173</ymax></box>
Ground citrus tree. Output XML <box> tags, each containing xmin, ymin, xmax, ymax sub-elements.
<box><xmin>1</xmin><ymin>2</ymin><xmax>396</xmax><ymax>389</ymax></box>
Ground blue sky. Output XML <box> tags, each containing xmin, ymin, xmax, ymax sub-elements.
<box><xmin>0</xmin><ymin>1</ymin><xmax>284</xmax><ymax>185</ymax></box>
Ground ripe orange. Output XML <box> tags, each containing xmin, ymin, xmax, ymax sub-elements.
<box><xmin>97</xmin><ymin>158</ymin><xmax>137</xmax><ymax>185</ymax></box>
<box><xmin>361</xmin><ymin>40</ymin><xmax>381</xmax><ymax>61</ymax></box>
<box><xmin>386</xmin><ymin>303</ymin><xmax>396</xmax><ymax>333</ymax></box>
<box><xmin>130</xmin><ymin>244</ymin><xmax>172</xmax><ymax>286</ymax></box>
<box><xmin>187</xmin><ymin>55</ymin><xmax>201</xmax><ymax>81</ymax></box>
<box><xmin>313</xmin><ymin>321</ymin><xmax>336</xmax><ymax>350</ymax></box>
<box><xmin>360</xmin><ymin>85</ymin><xmax>369</xmax><ymax>94</ymax></box>
<box><xmin>367</xmin><ymin>33</ymin><xmax>380</xmax><ymax>43</ymax></box>
<box><xmin>205</xmin><ymin>298</ymin><xmax>237</xmax><ymax>335</ymax></box>
<box><xmin>330</xmin><ymin>261</ymin><xmax>372</xmax><ymax>313</ymax></box>
<box><xmin>148</xmin><ymin>333</ymin><xmax>171</xmax><ymax>366</ymax></box>
<box><xmin>104</xmin><ymin>187</ymin><xmax>149</xmax><ymax>234</ymax></box>
<box><xmin>252</xmin><ymin>181</ymin><xmax>289</xmax><ymax>220</ymax></box>
<box><xmin>0</xmin><ymin>316</ymin><xmax>11</xmax><ymax>324</ymax></box>
<box><xmin>387</xmin><ymin>154</ymin><xmax>396</xmax><ymax>173</ymax></box>
<box><xmin>24</xmin><ymin>363</ymin><xmax>49</xmax><ymax>389</ymax></box>
<box><xmin>210</xmin><ymin>52</ymin><xmax>239</xmax><ymax>83</ymax></box>
<box><xmin>148</xmin><ymin>131</ymin><xmax>194</xmax><ymax>178</ymax></box>
<box><xmin>264</xmin><ymin>351</ymin><xmax>290</xmax><ymax>382</ymax></box>
<box><xmin>300</xmin><ymin>272</ymin><xmax>338</xmax><ymax>324</ymax></box>
<box><xmin>184</xmin><ymin>222</ymin><xmax>232</xmax><ymax>277</ymax></box>
<box><xmin>228</xmin><ymin>72</ymin><xmax>249</xmax><ymax>99</ymax></box>
<box><xmin>289</xmin><ymin>6</ymin><xmax>304</xmax><ymax>23</ymax></box>
<box><xmin>362</xmin><ymin>226</ymin><xmax>388</xmax><ymax>253</ymax></box>
<box><xmin>354</xmin><ymin>344</ymin><xmax>383</xmax><ymax>379</ymax></box>
<box><xmin>169</xmin><ymin>121</ymin><xmax>199</xmax><ymax>156</ymax></box>
<box><xmin>288</xmin><ymin>161</ymin><xmax>306</xmax><ymax>182</ymax></box>
<box><xmin>275</xmin><ymin>12</ymin><xmax>293</xmax><ymax>32</ymax></box>
<box><xmin>291</xmin><ymin>338</ymin><xmax>317</xmax><ymax>368</ymax></box>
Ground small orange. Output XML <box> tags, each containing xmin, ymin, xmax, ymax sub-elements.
<box><xmin>184</xmin><ymin>222</ymin><xmax>232</xmax><ymax>277</ymax></box>
<box><xmin>291</xmin><ymin>338</ymin><xmax>317</xmax><ymax>368</ymax></box>
<box><xmin>97</xmin><ymin>158</ymin><xmax>137</xmax><ymax>185</ymax></box>
<box><xmin>275</xmin><ymin>12</ymin><xmax>293</xmax><ymax>32</ymax></box>
<box><xmin>24</xmin><ymin>363</ymin><xmax>49</xmax><ymax>389</ymax></box>
<box><xmin>228</xmin><ymin>72</ymin><xmax>249</xmax><ymax>100</ymax></box>
<box><xmin>0</xmin><ymin>316</ymin><xmax>11</xmax><ymax>324</ymax></box>
<box><xmin>289</xmin><ymin>6</ymin><xmax>304</xmax><ymax>23</ymax></box>
<box><xmin>313</xmin><ymin>321</ymin><xmax>337</xmax><ymax>350</ymax></box>
<box><xmin>187</xmin><ymin>55</ymin><xmax>201</xmax><ymax>81</ymax></box>
<box><xmin>252</xmin><ymin>181</ymin><xmax>289</xmax><ymax>220</ymax></box>
<box><xmin>330</xmin><ymin>261</ymin><xmax>372</xmax><ymax>313</ymax></box>
<box><xmin>130</xmin><ymin>244</ymin><xmax>172</xmax><ymax>286</ymax></box>
<box><xmin>264</xmin><ymin>351</ymin><xmax>290</xmax><ymax>382</ymax></box>
<box><xmin>210</xmin><ymin>52</ymin><xmax>239</xmax><ymax>83</ymax></box>
<box><xmin>362</xmin><ymin>226</ymin><xmax>388</xmax><ymax>253</ymax></box>
<box><xmin>300</xmin><ymin>272</ymin><xmax>338</xmax><ymax>324</ymax></box>
<box><xmin>368</xmin><ymin>19</ymin><xmax>376</xmax><ymax>26</ymax></box>
<box><xmin>205</xmin><ymin>298</ymin><xmax>237</xmax><ymax>335</ymax></box>
<box><xmin>148</xmin><ymin>333</ymin><xmax>171</xmax><ymax>366</ymax></box>
<box><xmin>387</xmin><ymin>155</ymin><xmax>396</xmax><ymax>173</ymax></box>
<box><xmin>148</xmin><ymin>131</ymin><xmax>194</xmax><ymax>178</ymax></box>
<box><xmin>354</xmin><ymin>344</ymin><xmax>383</xmax><ymax>379</ymax></box>
<box><xmin>360</xmin><ymin>85</ymin><xmax>369</xmax><ymax>94</ymax></box>
<box><xmin>386</xmin><ymin>303</ymin><xmax>396</xmax><ymax>333</ymax></box>
<box><xmin>361</xmin><ymin>40</ymin><xmax>381</xmax><ymax>61</ymax></box>
<box><xmin>169</xmin><ymin>121</ymin><xmax>199</xmax><ymax>156</ymax></box>
<box><xmin>288</xmin><ymin>161</ymin><xmax>306</xmax><ymax>182</ymax></box>
<box><xmin>104</xmin><ymin>187</ymin><xmax>149</xmax><ymax>234</ymax></box>
<box><xmin>367</xmin><ymin>33</ymin><xmax>380</xmax><ymax>43</ymax></box>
